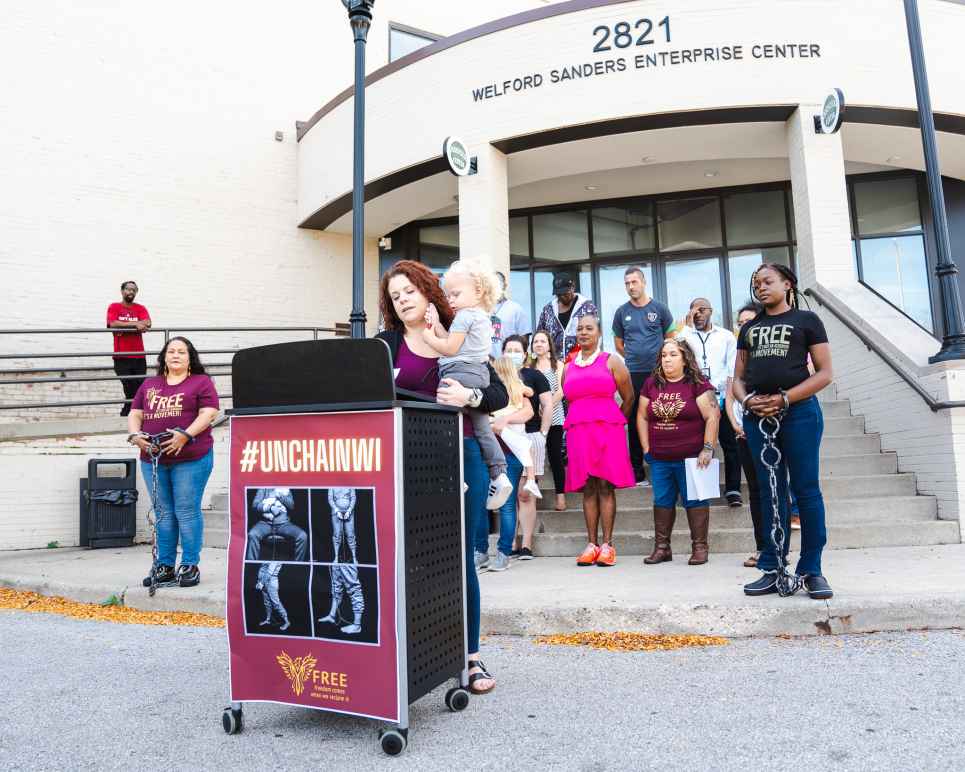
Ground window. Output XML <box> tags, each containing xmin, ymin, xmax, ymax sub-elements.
<box><xmin>665</xmin><ymin>257</ymin><xmax>723</xmax><ymax>327</ymax></box>
<box><xmin>724</xmin><ymin>190</ymin><xmax>788</xmax><ymax>246</ymax></box>
<box><xmin>533</xmin><ymin>211</ymin><xmax>590</xmax><ymax>262</ymax></box>
<box><xmin>854</xmin><ymin>177</ymin><xmax>921</xmax><ymax>235</ymax></box>
<box><xmin>592</xmin><ymin>205</ymin><xmax>655</xmax><ymax>253</ymax></box>
<box><xmin>657</xmin><ymin>197</ymin><xmax>722</xmax><ymax>252</ymax></box>
<box><xmin>510</xmin><ymin>216</ymin><xmax>530</xmax><ymax>260</ymax></box>
<box><xmin>727</xmin><ymin>247</ymin><xmax>792</xmax><ymax>311</ymax></box>
<box><xmin>398</xmin><ymin>181</ymin><xmax>797</xmax><ymax>333</ymax></box>
<box><xmin>598</xmin><ymin>263</ymin><xmax>654</xmax><ymax>352</ymax></box>
<box><xmin>859</xmin><ymin>236</ymin><xmax>931</xmax><ymax>329</ymax></box>
<box><xmin>850</xmin><ymin>175</ymin><xmax>933</xmax><ymax>331</ymax></box>
<box><xmin>388</xmin><ymin>24</ymin><xmax>439</xmax><ymax>63</ymax></box>
<box><xmin>419</xmin><ymin>223</ymin><xmax>458</xmax><ymax>274</ymax></box>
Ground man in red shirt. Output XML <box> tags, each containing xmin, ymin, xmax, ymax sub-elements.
<box><xmin>107</xmin><ymin>281</ymin><xmax>151</xmax><ymax>416</ymax></box>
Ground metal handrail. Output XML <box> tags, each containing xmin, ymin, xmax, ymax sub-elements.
<box><xmin>0</xmin><ymin>323</ymin><xmax>348</xmax><ymax>411</ymax></box>
<box><xmin>0</xmin><ymin>361</ymin><xmax>234</xmax><ymax>376</ymax></box>
<box><xmin>805</xmin><ymin>286</ymin><xmax>965</xmax><ymax>412</ymax></box>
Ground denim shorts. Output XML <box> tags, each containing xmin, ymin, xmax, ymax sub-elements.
<box><xmin>648</xmin><ymin>456</ymin><xmax>708</xmax><ymax>509</ymax></box>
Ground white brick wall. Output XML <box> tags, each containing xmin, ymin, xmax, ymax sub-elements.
<box><xmin>812</xmin><ymin>287</ymin><xmax>965</xmax><ymax>532</ymax></box>
<box><xmin>0</xmin><ymin>0</ymin><xmax>542</xmax><ymax>352</ymax></box>
<box><xmin>0</xmin><ymin>426</ymin><xmax>229</xmax><ymax>551</ymax></box>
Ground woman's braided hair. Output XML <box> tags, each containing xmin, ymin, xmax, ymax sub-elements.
<box><xmin>749</xmin><ymin>262</ymin><xmax>800</xmax><ymax>318</ymax></box>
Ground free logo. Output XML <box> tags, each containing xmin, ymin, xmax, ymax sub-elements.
<box><xmin>277</xmin><ymin>651</ymin><xmax>317</xmax><ymax>696</ymax></box>
<box><xmin>651</xmin><ymin>392</ymin><xmax>686</xmax><ymax>423</ymax></box>
<box><xmin>647</xmin><ymin>311</ymin><xmax>658</xmax><ymax>322</ymax></box>
<box><xmin>625</xmin><ymin>316</ymin><xmax>632</xmax><ymax>322</ymax></box>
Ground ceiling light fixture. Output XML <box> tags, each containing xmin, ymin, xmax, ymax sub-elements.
<box><xmin>886</xmin><ymin>155</ymin><xmax>902</xmax><ymax>164</ymax></box>
<box><xmin>584</xmin><ymin>185</ymin><xmax>600</xmax><ymax>191</ymax></box>
<box><xmin>641</xmin><ymin>156</ymin><xmax>655</xmax><ymax>163</ymax></box>
<box><xmin>704</xmin><ymin>170</ymin><xmax>719</xmax><ymax>178</ymax></box>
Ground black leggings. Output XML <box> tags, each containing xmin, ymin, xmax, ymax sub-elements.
<box><xmin>546</xmin><ymin>425</ymin><xmax>565</xmax><ymax>495</ymax></box>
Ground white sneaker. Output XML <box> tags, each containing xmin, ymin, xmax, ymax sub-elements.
<box><xmin>523</xmin><ymin>479</ymin><xmax>543</xmax><ymax>499</ymax></box>
<box><xmin>486</xmin><ymin>473</ymin><xmax>513</xmax><ymax>509</ymax></box>
<box><xmin>474</xmin><ymin>550</ymin><xmax>490</xmax><ymax>571</ymax></box>
<box><xmin>488</xmin><ymin>551</ymin><xmax>511</xmax><ymax>572</ymax></box>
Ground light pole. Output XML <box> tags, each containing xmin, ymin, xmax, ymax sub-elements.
<box><xmin>343</xmin><ymin>0</ymin><xmax>375</xmax><ymax>339</ymax></box>
<box><xmin>903</xmin><ymin>0</ymin><xmax>965</xmax><ymax>362</ymax></box>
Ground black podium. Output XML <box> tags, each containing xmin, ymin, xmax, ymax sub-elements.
<box><xmin>222</xmin><ymin>339</ymin><xmax>469</xmax><ymax>755</ymax></box>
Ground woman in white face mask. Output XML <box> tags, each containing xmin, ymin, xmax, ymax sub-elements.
<box><xmin>502</xmin><ymin>336</ymin><xmax>553</xmax><ymax>560</ymax></box>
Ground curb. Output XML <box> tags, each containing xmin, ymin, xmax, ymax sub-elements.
<box><xmin>3</xmin><ymin>571</ymin><xmax>963</xmax><ymax>638</ymax></box>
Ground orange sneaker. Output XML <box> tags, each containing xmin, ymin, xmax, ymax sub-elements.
<box><xmin>576</xmin><ymin>543</ymin><xmax>601</xmax><ymax>566</ymax></box>
<box><xmin>596</xmin><ymin>542</ymin><xmax>616</xmax><ymax>567</ymax></box>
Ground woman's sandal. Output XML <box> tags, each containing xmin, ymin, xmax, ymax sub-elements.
<box><xmin>468</xmin><ymin>659</ymin><xmax>495</xmax><ymax>695</ymax></box>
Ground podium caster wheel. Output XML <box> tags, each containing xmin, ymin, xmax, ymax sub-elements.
<box><xmin>379</xmin><ymin>728</ymin><xmax>407</xmax><ymax>756</ymax></box>
<box><xmin>222</xmin><ymin>707</ymin><xmax>243</xmax><ymax>735</ymax></box>
<box><xmin>445</xmin><ymin>687</ymin><xmax>470</xmax><ymax>712</ymax></box>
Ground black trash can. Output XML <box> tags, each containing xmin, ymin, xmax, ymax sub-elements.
<box><xmin>79</xmin><ymin>459</ymin><xmax>138</xmax><ymax>548</ymax></box>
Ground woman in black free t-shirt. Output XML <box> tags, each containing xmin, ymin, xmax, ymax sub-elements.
<box><xmin>732</xmin><ymin>264</ymin><xmax>834</xmax><ymax>600</ymax></box>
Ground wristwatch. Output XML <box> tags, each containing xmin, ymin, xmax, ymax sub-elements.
<box><xmin>467</xmin><ymin>388</ymin><xmax>483</xmax><ymax>408</ymax></box>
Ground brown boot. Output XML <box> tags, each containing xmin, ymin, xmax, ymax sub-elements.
<box><xmin>686</xmin><ymin>506</ymin><xmax>710</xmax><ymax>565</ymax></box>
<box><xmin>644</xmin><ymin>506</ymin><xmax>676</xmax><ymax>564</ymax></box>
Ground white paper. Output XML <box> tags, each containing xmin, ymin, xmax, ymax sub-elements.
<box><xmin>393</xmin><ymin>368</ymin><xmax>400</xmax><ymax>380</ymax></box>
<box><xmin>685</xmin><ymin>457</ymin><xmax>720</xmax><ymax>501</ymax></box>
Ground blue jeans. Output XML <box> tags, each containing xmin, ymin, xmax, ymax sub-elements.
<box><xmin>463</xmin><ymin>439</ymin><xmax>487</xmax><ymax>654</ymax></box>
<box><xmin>495</xmin><ymin>454</ymin><xmax>524</xmax><ymax>556</ymax></box>
<box><xmin>473</xmin><ymin>450</ymin><xmax>523</xmax><ymax>556</ymax></box>
<box><xmin>141</xmin><ymin>450</ymin><xmax>214</xmax><ymax>566</ymax></box>
<box><xmin>648</xmin><ymin>457</ymin><xmax>708</xmax><ymax>509</ymax></box>
<box><xmin>743</xmin><ymin>396</ymin><xmax>827</xmax><ymax>576</ymax></box>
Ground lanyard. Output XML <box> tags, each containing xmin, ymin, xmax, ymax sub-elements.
<box><xmin>694</xmin><ymin>328</ymin><xmax>714</xmax><ymax>370</ymax></box>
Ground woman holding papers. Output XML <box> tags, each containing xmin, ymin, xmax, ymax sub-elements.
<box><xmin>637</xmin><ymin>339</ymin><xmax>719</xmax><ymax>566</ymax></box>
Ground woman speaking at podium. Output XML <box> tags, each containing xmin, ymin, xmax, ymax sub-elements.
<box><xmin>377</xmin><ymin>260</ymin><xmax>508</xmax><ymax>695</ymax></box>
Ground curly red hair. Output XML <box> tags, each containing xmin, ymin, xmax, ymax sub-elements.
<box><xmin>378</xmin><ymin>260</ymin><xmax>455</xmax><ymax>332</ymax></box>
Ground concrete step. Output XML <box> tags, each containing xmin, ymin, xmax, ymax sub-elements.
<box><xmin>820</xmin><ymin>434</ymin><xmax>881</xmax><ymax>455</ymax></box>
<box><xmin>817</xmin><ymin>400</ymin><xmax>851</xmax><ymax>418</ymax></box>
<box><xmin>526</xmin><ymin>519</ymin><xmax>961</xmax><ymax>557</ymax></box>
<box><xmin>538</xmin><ymin>473</ymin><xmax>917</xmax><ymax>510</ymax></box>
<box><xmin>539</xmin><ymin>495</ymin><xmax>937</xmax><ymax>531</ymax></box>
<box><xmin>821</xmin><ymin>416</ymin><xmax>865</xmax><ymax>437</ymax></box>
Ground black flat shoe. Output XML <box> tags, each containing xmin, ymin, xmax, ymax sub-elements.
<box><xmin>803</xmin><ymin>574</ymin><xmax>833</xmax><ymax>600</ymax></box>
<box><xmin>743</xmin><ymin>572</ymin><xmax>779</xmax><ymax>596</ymax></box>
<box><xmin>725</xmin><ymin>492</ymin><xmax>743</xmax><ymax>508</ymax></box>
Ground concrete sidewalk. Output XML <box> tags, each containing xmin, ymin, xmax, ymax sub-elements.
<box><xmin>1</xmin><ymin>544</ymin><xmax>963</xmax><ymax>637</ymax></box>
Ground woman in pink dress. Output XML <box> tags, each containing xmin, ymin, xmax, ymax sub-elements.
<box><xmin>562</xmin><ymin>314</ymin><xmax>635</xmax><ymax>567</ymax></box>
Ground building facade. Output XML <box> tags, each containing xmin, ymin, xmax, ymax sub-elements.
<box><xmin>3</xmin><ymin>0</ymin><xmax>965</xmax><ymax>549</ymax></box>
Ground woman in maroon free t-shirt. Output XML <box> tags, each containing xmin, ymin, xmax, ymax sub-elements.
<box><xmin>128</xmin><ymin>337</ymin><xmax>219</xmax><ymax>588</ymax></box>
<box><xmin>636</xmin><ymin>338</ymin><xmax>719</xmax><ymax>566</ymax></box>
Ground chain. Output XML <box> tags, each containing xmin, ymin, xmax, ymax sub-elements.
<box><xmin>137</xmin><ymin>432</ymin><xmax>178</xmax><ymax>597</ymax></box>
<box><xmin>757</xmin><ymin>413</ymin><xmax>802</xmax><ymax>597</ymax></box>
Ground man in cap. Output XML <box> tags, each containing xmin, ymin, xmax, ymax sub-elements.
<box><xmin>535</xmin><ymin>274</ymin><xmax>598</xmax><ymax>359</ymax></box>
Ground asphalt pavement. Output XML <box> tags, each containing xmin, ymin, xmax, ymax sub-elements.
<box><xmin>2</xmin><ymin>610</ymin><xmax>963</xmax><ymax>771</ymax></box>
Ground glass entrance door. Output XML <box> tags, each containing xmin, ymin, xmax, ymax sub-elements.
<box><xmin>598</xmin><ymin>261</ymin><xmax>654</xmax><ymax>352</ymax></box>
<box><xmin>663</xmin><ymin>255</ymin><xmax>724</xmax><ymax>328</ymax></box>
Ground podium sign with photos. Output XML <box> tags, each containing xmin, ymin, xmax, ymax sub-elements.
<box><xmin>222</xmin><ymin>339</ymin><xmax>471</xmax><ymax>755</ymax></box>
<box><xmin>228</xmin><ymin>410</ymin><xmax>400</xmax><ymax>721</ymax></box>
